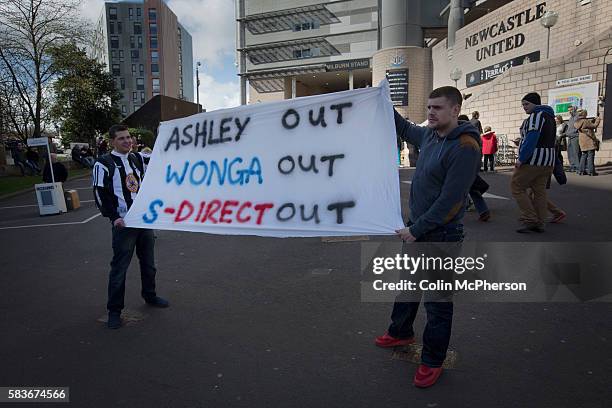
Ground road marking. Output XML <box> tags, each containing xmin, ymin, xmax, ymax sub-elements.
<box><xmin>0</xmin><ymin>213</ymin><xmax>101</xmax><ymax>231</ymax></box>
<box><xmin>0</xmin><ymin>200</ymin><xmax>94</xmax><ymax>210</ymax></box>
<box><xmin>401</xmin><ymin>180</ymin><xmax>509</xmax><ymax>200</ymax></box>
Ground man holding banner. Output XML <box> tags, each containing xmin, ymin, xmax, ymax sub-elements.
<box><xmin>375</xmin><ymin>87</ymin><xmax>481</xmax><ymax>388</ymax></box>
<box><xmin>93</xmin><ymin>125</ymin><xmax>169</xmax><ymax>329</ymax></box>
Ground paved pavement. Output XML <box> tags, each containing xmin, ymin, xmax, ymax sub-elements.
<box><xmin>0</xmin><ymin>169</ymin><xmax>611</xmax><ymax>407</ymax></box>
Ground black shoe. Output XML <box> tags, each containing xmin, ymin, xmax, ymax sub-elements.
<box><xmin>577</xmin><ymin>172</ymin><xmax>585</xmax><ymax>176</ymax></box>
<box><xmin>108</xmin><ymin>312</ymin><xmax>122</xmax><ymax>329</ymax></box>
<box><xmin>588</xmin><ymin>172</ymin><xmax>598</xmax><ymax>176</ymax></box>
<box><xmin>516</xmin><ymin>225</ymin><xmax>545</xmax><ymax>233</ymax></box>
<box><xmin>144</xmin><ymin>296</ymin><xmax>169</xmax><ymax>308</ymax></box>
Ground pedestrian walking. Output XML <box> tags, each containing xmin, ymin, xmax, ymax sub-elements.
<box><xmin>511</xmin><ymin>92</ymin><xmax>556</xmax><ymax>233</ymax></box>
<box><xmin>481</xmin><ymin>126</ymin><xmax>498</xmax><ymax>172</ymax></box>
<box><xmin>574</xmin><ymin>109</ymin><xmax>600</xmax><ymax>176</ymax></box>
<box><xmin>565</xmin><ymin>106</ymin><xmax>581</xmax><ymax>172</ymax></box>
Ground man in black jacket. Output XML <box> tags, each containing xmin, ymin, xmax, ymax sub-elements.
<box><xmin>93</xmin><ymin>124</ymin><xmax>169</xmax><ymax>329</ymax></box>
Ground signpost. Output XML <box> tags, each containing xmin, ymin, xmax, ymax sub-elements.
<box><xmin>28</xmin><ymin>137</ymin><xmax>66</xmax><ymax>215</ymax></box>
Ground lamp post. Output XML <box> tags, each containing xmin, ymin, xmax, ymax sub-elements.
<box><xmin>450</xmin><ymin>67</ymin><xmax>462</xmax><ymax>89</ymax></box>
<box><xmin>540</xmin><ymin>11</ymin><xmax>559</xmax><ymax>59</ymax></box>
<box><xmin>196</xmin><ymin>62</ymin><xmax>202</xmax><ymax>113</ymax></box>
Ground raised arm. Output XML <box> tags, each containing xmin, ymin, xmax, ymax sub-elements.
<box><xmin>393</xmin><ymin>109</ymin><xmax>428</xmax><ymax>148</ymax></box>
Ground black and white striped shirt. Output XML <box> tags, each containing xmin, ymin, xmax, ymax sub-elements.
<box><xmin>519</xmin><ymin>109</ymin><xmax>556</xmax><ymax>167</ymax></box>
<box><xmin>93</xmin><ymin>151</ymin><xmax>148</xmax><ymax>221</ymax></box>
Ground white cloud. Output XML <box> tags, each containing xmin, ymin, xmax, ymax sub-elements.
<box><xmin>198</xmin><ymin>72</ymin><xmax>239</xmax><ymax>111</ymax></box>
<box><xmin>79</xmin><ymin>0</ymin><xmax>240</xmax><ymax>111</ymax></box>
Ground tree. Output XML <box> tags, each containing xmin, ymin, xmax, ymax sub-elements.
<box><xmin>50</xmin><ymin>43</ymin><xmax>122</xmax><ymax>145</ymax></box>
<box><xmin>0</xmin><ymin>0</ymin><xmax>88</xmax><ymax>139</ymax></box>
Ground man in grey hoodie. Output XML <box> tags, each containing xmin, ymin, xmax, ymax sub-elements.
<box><xmin>375</xmin><ymin>86</ymin><xmax>481</xmax><ymax>388</ymax></box>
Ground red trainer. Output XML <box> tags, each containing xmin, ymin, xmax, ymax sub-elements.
<box><xmin>413</xmin><ymin>364</ymin><xmax>443</xmax><ymax>388</ymax></box>
<box><xmin>374</xmin><ymin>333</ymin><xmax>415</xmax><ymax>348</ymax></box>
<box><xmin>550</xmin><ymin>211</ymin><xmax>566</xmax><ymax>224</ymax></box>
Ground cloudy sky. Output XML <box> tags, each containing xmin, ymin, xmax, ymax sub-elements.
<box><xmin>80</xmin><ymin>0</ymin><xmax>240</xmax><ymax>111</ymax></box>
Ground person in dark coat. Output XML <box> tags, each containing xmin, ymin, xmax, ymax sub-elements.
<box><xmin>42</xmin><ymin>154</ymin><xmax>68</xmax><ymax>183</ymax></box>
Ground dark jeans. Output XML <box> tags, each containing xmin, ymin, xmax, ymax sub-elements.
<box><xmin>483</xmin><ymin>154</ymin><xmax>495</xmax><ymax>171</ymax></box>
<box><xmin>387</xmin><ymin>224</ymin><xmax>463</xmax><ymax>368</ymax></box>
<box><xmin>579</xmin><ymin>149</ymin><xmax>595</xmax><ymax>175</ymax></box>
<box><xmin>567</xmin><ymin>137</ymin><xmax>581</xmax><ymax>171</ymax></box>
<box><xmin>108</xmin><ymin>227</ymin><xmax>157</xmax><ymax>312</ymax></box>
<box><xmin>468</xmin><ymin>190</ymin><xmax>489</xmax><ymax>216</ymax></box>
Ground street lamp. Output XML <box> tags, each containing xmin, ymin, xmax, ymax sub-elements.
<box><xmin>196</xmin><ymin>62</ymin><xmax>202</xmax><ymax>113</ymax></box>
<box><xmin>450</xmin><ymin>67</ymin><xmax>462</xmax><ymax>88</ymax></box>
<box><xmin>540</xmin><ymin>11</ymin><xmax>559</xmax><ymax>59</ymax></box>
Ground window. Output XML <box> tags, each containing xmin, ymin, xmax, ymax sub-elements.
<box><xmin>151</xmin><ymin>64</ymin><xmax>159</xmax><ymax>75</ymax></box>
<box><xmin>140</xmin><ymin>92</ymin><xmax>145</xmax><ymax>103</ymax></box>
<box><xmin>131</xmin><ymin>50</ymin><xmax>139</xmax><ymax>60</ymax></box>
<box><xmin>109</xmin><ymin>7</ymin><xmax>117</xmax><ymax>20</ymax></box>
<box><xmin>151</xmin><ymin>51</ymin><xmax>159</xmax><ymax>63</ymax></box>
<box><xmin>139</xmin><ymin>64</ymin><xmax>144</xmax><ymax>75</ymax></box>
<box><xmin>129</xmin><ymin>8</ymin><xmax>134</xmax><ymax>20</ymax></box>
<box><xmin>150</xmin><ymin>36</ymin><xmax>158</xmax><ymax>49</ymax></box>
<box><xmin>110</xmin><ymin>36</ymin><xmax>119</xmax><ymax>48</ymax></box>
<box><xmin>152</xmin><ymin>78</ymin><xmax>160</xmax><ymax>92</ymax></box>
<box><xmin>136</xmin><ymin>78</ymin><xmax>144</xmax><ymax>90</ymax></box>
<box><xmin>131</xmin><ymin>64</ymin><xmax>136</xmax><ymax>75</ymax></box>
<box><xmin>111</xmin><ymin>50</ymin><xmax>117</xmax><ymax>59</ymax></box>
<box><xmin>137</xmin><ymin>36</ymin><xmax>143</xmax><ymax>49</ymax></box>
<box><xmin>121</xmin><ymin>105</ymin><xmax>127</xmax><ymax>114</ymax></box>
<box><xmin>119</xmin><ymin>50</ymin><xmax>124</xmax><ymax>62</ymax></box>
<box><xmin>117</xmin><ymin>22</ymin><xmax>122</xmax><ymax>34</ymax></box>
<box><xmin>293</xmin><ymin>48</ymin><xmax>314</xmax><ymax>59</ymax></box>
<box><xmin>148</xmin><ymin>8</ymin><xmax>157</xmax><ymax>21</ymax></box>
<box><xmin>152</xmin><ymin>92</ymin><xmax>160</xmax><ymax>97</ymax></box>
<box><xmin>132</xmin><ymin>92</ymin><xmax>138</xmax><ymax>101</ymax></box>
<box><xmin>109</xmin><ymin>22</ymin><xmax>115</xmax><ymax>34</ymax></box>
<box><xmin>130</xmin><ymin>36</ymin><xmax>135</xmax><ymax>49</ymax></box>
<box><xmin>292</xmin><ymin>21</ymin><xmax>319</xmax><ymax>32</ymax></box>
<box><xmin>149</xmin><ymin>23</ymin><xmax>157</xmax><ymax>35</ymax></box>
<box><xmin>137</xmin><ymin>8</ymin><xmax>142</xmax><ymax>18</ymax></box>
<box><xmin>134</xmin><ymin>22</ymin><xmax>142</xmax><ymax>35</ymax></box>
<box><xmin>112</xmin><ymin>64</ymin><xmax>120</xmax><ymax>76</ymax></box>
<box><xmin>120</xmin><ymin>78</ymin><xmax>125</xmax><ymax>90</ymax></box>
<box><xmin>134</xmin><ymin>104</ymin><xmax>141</xmax><ymax>111</ymax></box>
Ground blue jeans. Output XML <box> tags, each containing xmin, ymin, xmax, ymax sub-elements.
<box><xmin>108</xmin><ymin>227</ymin><xmax>157</xmax><ymax>312</ymax></box>
<box><xmin>567</xmin><ymin>137</ymin><xmax>581</xmax><ymax>171</ymax></box>
<box><xmin>579</xmin><ymin>149</ymin><xmax>595</xmax><ymax>175</ymax></box>
<box><xmin>468</xmin><ymin>190</ymin><xmax>489</xmax><ymax>216</ymax></box>
<box><xmin>387</xmin><ymin>224</ymin><xmax>463</xmax><ymax>367</ymax></box>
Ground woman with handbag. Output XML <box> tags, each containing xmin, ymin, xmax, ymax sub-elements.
<box><xmin>574</xmin><ymin>109</ymin><xmax>601</xmax><ymax>176</ymax></box>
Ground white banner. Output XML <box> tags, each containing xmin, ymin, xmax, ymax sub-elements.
<box><xmin>124</xmin><ymin>81</ymin><xmax>403</xmax><ymax>237</ymax></box>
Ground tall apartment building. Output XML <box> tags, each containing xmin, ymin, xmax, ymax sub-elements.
<box><xmin>237</xmin><ymin>0</ymin><xmax>380</xmax><ymax>104</ymax></box>
<box><xmin>92</xmin><ymin>0</ymin><xmax>194</xmax><ymax>117</ymax></box>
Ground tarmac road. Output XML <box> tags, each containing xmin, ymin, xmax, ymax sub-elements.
<box><xmin>0</xmin><ymin>168</ymin><xmax>610</xmax><ymax>407</ymax></box>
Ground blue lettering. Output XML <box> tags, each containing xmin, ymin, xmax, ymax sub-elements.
<box><xmin>166</xmin><ymin>161</ymin><xmax>190</xmax><ymax>185</ymax></box>
<box><xmin>142</xmin><ymin>199</ymin><xmax>164</xmax><ymax>224</ymax></box>
<box><xmin>228</xmin><ymin>157</ymin><xmax>244</xmax><ymax>185</ymax></box>
<box><xmin>208</xmin><ymin>158</ymin><xmax>228</xmax><ymax>186</ymax></box>
<box><xmin>249</xmin><ymin>157</ymin><xmax>263</xmax><ymax>184</ymax></box>
<box><xmin>190</xmin><ymin>160</ymin><xmax>208</xmax><ymax>185</ymax></box>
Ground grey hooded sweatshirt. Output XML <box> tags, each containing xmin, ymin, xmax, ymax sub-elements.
<box><xmin>394</xmin><ymin>110</ymin><xmax>481</xmax><ymax>239</ymax></box>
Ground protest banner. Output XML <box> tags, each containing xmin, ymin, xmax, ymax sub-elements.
<box><xmin>124</xmin><ymin>80</ymin><xmax>404</xmax><ymax>237</ymax></box>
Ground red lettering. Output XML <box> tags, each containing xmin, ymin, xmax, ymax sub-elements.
<box><xmin>164</xmin><ymin>208</ymin><xmax>175</xmax><ymax>214</ymax></box>
<box><xmin>201</xmin><ymin>199</ymin><xmax>222</xmax><ymax>223</ymax></box>
<box><xmin>236</xmin><ymin>201</ymin><xmax>252</xmax><ymax>223</ymax></box>
<box><xmin>194</xmin><ymin>201</ymin><xmax>207</xmax><ymax>222</ymax></box>
<box><xmin>175</xmin><ymin>200</ymin><xmax>194</xmax><ymax>222</ymax></box>
<box><xmin>220</xmin><ymin>200</ymin><xmax>239</xmax><ymax>224</ymax></box>
<box><xmin>253</xmin><ymin>203</ymin><xmax>274</xmax><ymax>225</ymax></box>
